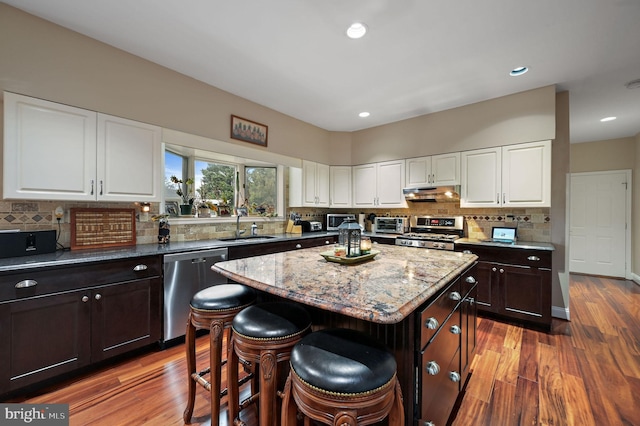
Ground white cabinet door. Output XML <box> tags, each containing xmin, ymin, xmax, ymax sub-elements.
<box><xmin>316</xmin><ymin>162</ymin><xmax>330</xmax><ymax>207</ymax></box>
<box><xmin>302</xmin><ymin>160</ymin><xmax>318</xmax><ymax>206</ymax></box>
<box><xmin>352</xmin><ymin>163</ymin><xmax>377</xmax><ymax>207</ymax></box>
<box><xmin>406</xmin><ymin>153</ymin><xmax>460</xmax><ymax>187</ymax></box>
<box><xmin>405</xmin><ymin>156</ymin><xmax>431</xmax><ymax>187</ymax></box>
<box><xmin>330</xmin><ymin>166</ymin><xmax>351</xmax><ymax>208</ymax></box>
<box><xmin>431</xmin><ymin>152</ymin><xmax>460</xmax><ymax>186</ymax></box>
<box><xmin>353</xmin><ymin>160</ymin><xmax>405</xmax><ymax>208</ymax></box>
<box><xmin>502</xmin><ymin>140</ymin><xmax>551</xmax><ymax>207</ymax></box>
<box><xmin>376</xmin><ymin>160</ymin><xmax>406</xmax><ymax>207</ymax></box>
<box><xmin>293</xmin><ymin>160</ymin><xmax>330</xmax><ymax>207</ymax></box>
<box><xmin>97</xmin><ymin>114</ymin><xmax>162</xmax><ymax>202</ymax></box>
<box><xmin>3</xmin><ymin>92</ymin><xmax>97</xmax><ymax>201</ymax></box>
<box><xmin>460</xmin><ymin>147</ymin><xmax>501</xmax><ymax>207</ymax></box>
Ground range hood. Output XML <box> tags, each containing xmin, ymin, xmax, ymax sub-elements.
<box><xmin>403</xmin><ymin>185</ymin><xmax>461</xmax><ymax>202</ymax></box>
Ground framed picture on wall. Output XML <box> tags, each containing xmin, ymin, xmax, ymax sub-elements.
<box><xmin>230</xmin><ymin>115</ymin><xmax>268</xmax><ymax>147</ymax></box>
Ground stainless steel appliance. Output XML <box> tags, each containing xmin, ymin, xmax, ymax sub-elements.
<box><xmin>374</xmin><ymin>217</ymin><xmax>409</xmax><ymax>234</ymax></box>
<box><xmin>301</xmin><ymin>220</ymin><xmax>322</xmax><ymax>232</ymax></box>
<box><xmin>326</xmin><ymin>213</ymin><xmax>356</xmax><ymax>231</ymax></box>
<box><xmin>162</xmin><ymin>248</ymin><xmax>229</xmax><ymax>344</ymax></box>
<box><xmin>403</xmin><ymin>185</ymin><xmax>461</xmax><ymax>202</ymax></box>
<box><xmin>395</xmin><ymin>215</ymin><xmax>464</xmax><ymax>250</ymax></box>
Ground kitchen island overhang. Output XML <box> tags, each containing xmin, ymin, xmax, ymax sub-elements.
<box><xmin>211</xmin><ymin>244</ymin><xmax>478</xmax><ymax>324</ymax></box>
<box><xmin>212</xmin><ymin>245</ymin><xmax>478</xmax><ymax>424</ymax></box>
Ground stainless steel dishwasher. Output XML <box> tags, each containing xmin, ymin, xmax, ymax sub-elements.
<box><xmin>162</xmin><ymin>248</ymin><xmax>229</xmax><ymax>345</ymax></box>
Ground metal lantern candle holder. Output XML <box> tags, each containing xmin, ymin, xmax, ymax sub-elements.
<box><xmin>338</xmin><ymin>217</ymin><xmax>361</xmax><ymax>257</ymax></box>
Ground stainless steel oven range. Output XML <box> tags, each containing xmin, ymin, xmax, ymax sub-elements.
<box><xmin>395</xmin><ymin>215</ymin><xmax>464</xmax><ymax>250</ymax></box>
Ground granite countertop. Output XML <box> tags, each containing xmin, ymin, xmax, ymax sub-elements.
<box><xmin>455</xmin><ymin>238</ymin><xmax>555</xmax><ymax>251</ymax></box>
<box><xmin>212</xmin><ymin>245</ymin><xmax>477</xmax><ymax>324</ymax></box>
<box><xmin>0</xmin><ymin>232</ymin><xmax>338</xmax><ymax>273</ymax></box>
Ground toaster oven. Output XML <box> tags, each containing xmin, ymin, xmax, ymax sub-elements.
<box><xmin>374</xmin><ymin>217</ymin><xmax>409</xmax><ymax>234</ymax></box>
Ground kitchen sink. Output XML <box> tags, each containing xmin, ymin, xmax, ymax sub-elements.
<box><xmin>217</xmin><ymin>235</ymin><xmax>277</xmax><ymax>242</ymax></box>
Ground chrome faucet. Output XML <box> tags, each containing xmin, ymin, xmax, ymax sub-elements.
<box><xmin>236</xmin><ymin>214</ymin><xmax>246</xmax><ymax>238</ymax></box>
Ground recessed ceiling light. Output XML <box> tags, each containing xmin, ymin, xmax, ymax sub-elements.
<box><xmin>346</xmin><ymin>22</ymin><xmax>367</xmax><ymax>39</ymax></box>
<box><xmin>359</xmin><ymin>112</ymin><xmax>370</xmax><ymax>118</ymax></box>
<box><xmin>600</xmin><ymin>116</ymin><xmax>617</xmax><ymax>122</ymax></box>
<box><xmin>509</xmin><ymin>66</ymin><xmax>528</xmax><ymax>76</ymax></box>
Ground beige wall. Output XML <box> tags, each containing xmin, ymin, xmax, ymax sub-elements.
<box><xmin>570</xmin><ymin>137</ymin><xmax>636</xmax><ymax>173</ymax></box>
<box><xmin>350</xmin><ymin>85</ymin><xmax>556</xmax><ymax>165</ymax></box>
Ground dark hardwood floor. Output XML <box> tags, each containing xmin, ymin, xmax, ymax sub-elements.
<box><xmin>6</xmin><ymin>274</ymin><xmax>640</xmax><ymax>426</ymax></box>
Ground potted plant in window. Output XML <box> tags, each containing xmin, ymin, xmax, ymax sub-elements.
<box><xmin>170</xmin><ymin>175</ymin><xmax>194</xmax><ymax>215</ymax></box>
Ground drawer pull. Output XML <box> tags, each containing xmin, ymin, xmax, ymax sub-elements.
<box><xmin>462</xmin><ymin>250</ymin><xmax>472</xmax><ymax>254</ymax></box>
<box><xmin>450</xmin><ymin>325</ymin><xmax>461</xmax><ymax>335</ymax></box>
<box><xmin>465</xmin><ymin>276</ymin><xmax>476</xmax><ymax>284</ymax></box>
<box><xmin>95</xmin><ymin>293</ymin><xmax>102</xmax><ymax>301</ymax></box>
<box><xmin>449</xmin><ymin>291</ymin><xmax>461</xmax><ymax>301</ymax></box>
<box><xmin>296</xmin><ymin>244</ymin><xmax>302</xmax><ymax>249</ymax></box>
<box><xmin>82</xmin><ymin>296</ymin><xmax>89</xmax><ymax>302</ymax></box>
<box><xmin>425</xmin><ymin>361</ymin><xmax>440</xmax><ymax>376</ymax></box>
<box><xmin>133</xmin><ymin>264</ymin><xmax>148</xmax><ymax>271</ymax></box>
<box><xmin>449</xmin><ymin>371</ymin><xmax>461</xmax><ymax>383</ymax></box>
<box><xmin>15</xmin><ymin>279</ymin><xmax>37</xmax><ymax>289</ymax></box>
<box><xmin>492</xmin><ymin>267</ymin><xmax>497</xmax><ymax>272</ymax></box>
<box><xmin>527</xmin><ymin>256</ymin><xmax>540</xmax><ymax>261</ymax></box>
<box><xmin>423</xmin><ymin>422</ymin><xmax>435</xmax><ymax>426</ymax></box>
<box><xmin>499</xmin><ymin>268</ymin><xmax>505</xmax><ymax>274</ymax></box>
<box><xmin>424</xmin><ymin>317</ymin><xmax>439</xmax><ymax>330</ymax></box>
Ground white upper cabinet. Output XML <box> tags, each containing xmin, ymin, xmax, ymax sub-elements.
<box><xmin>289</xmin><ymin>160</ymin><xmax>329</xmax><ymax>207</ymax></box>
<box><xmin>353</xmin><ymin>159</ymin><xmax>406</xmax><ymax>208</ymax></box>
<box><xmin>405</xmin><ymin>152</ymin><xmax>460</xmax><ymax>187</ymax></box>
<box><xmin>3</xmin><ymin>93</ymin><xmax>162</xmax><ymax>202</ymax></box>
<box><xmin>97</xmin><ymin>114</ymin><xmax>163</xmax><ymax>202</ymax></box>
<box><xmin>329</xmin><ymin>166</ymin><xmax>352</xmax><ymax>208</ymax></box>
<box><xmin>460</xmin><ymin>140</ymin><xmax>551</xmax><ymax>208</ymax></box>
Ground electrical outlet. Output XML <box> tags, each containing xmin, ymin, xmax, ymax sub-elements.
<box><xmin>54</xmin><ymin>206</ymin><xmax>65</xmax><ymax>223</ymax></box>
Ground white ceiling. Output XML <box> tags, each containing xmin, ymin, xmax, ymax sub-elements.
<box><xmin>4</xmin><ymin>0</ymin><xmax>640</xmax><ymax>143</ymax></box>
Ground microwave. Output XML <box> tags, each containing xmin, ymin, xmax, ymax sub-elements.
<box><xmin>374</xmin><ymin>217</ymin><xmax>409</xmax><ymax>234</ymax></box>
<box><xmin>326</xmin><ymin>213</ymin><xmax>356</xmax><ymax>231</ymax></box>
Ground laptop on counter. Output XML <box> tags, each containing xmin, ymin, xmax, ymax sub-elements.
<box><xmin>488</xmin><ymin>227</ymin><xmax>517</xmax><ymax>244</ymax></box>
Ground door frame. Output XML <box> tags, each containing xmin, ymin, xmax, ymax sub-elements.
<box><xmin>568</xmin><ymin>169</ymin><xmax>632</xmax><ymax>280</ymax></box>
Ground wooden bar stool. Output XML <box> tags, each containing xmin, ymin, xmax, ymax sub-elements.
<box><xmin>184</xmin><ymin>284</ymin><xmax>257</xmax><ymax>425</ymax></box>
<box><xmin>281</xmin><ymin>328</ymin><xmax>405</xmax><ymax>426</ymax></box>
<box><xmin>227</xmin><ymin>302</ymin><xmax>312</xmax><ymax>426</ymax></box>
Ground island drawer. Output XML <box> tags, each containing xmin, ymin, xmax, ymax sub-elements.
<box><xmin>0</xmin><ymin>256</ymin><xmax>161</xmax><ymax>303</ymax></box>
<box><xmin>456</xmin><ymin>244</ymin><xmax>551</xmax><ymax>268</ymax></box>
<box><xmin>419</xmin><ymin>278</ymin><xmax>461</xmax><ymax>348</ymax></box>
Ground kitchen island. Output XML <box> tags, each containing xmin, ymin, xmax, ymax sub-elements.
<box><xmin>213</xmin><ymin>244</ymin><xmax>478</xmax><ymax>424</ymax></box>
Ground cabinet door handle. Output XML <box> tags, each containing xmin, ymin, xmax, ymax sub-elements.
<box><xmin>133</xmin><ymin>264</ymin><xmax>148</xmax><ymax>271</ymax></box>
<box><xmin>295</xmin><ymin>244</ymin><xmax>302</xmax><ymax>249</ymax></box>
<box><xmin>450</xmin><ymin>325</ymin><xmax>461</xmax><ymax>335</ymax></box>
<box><xmin>527</xmin><ymin>256</ymin><xmax>540</xmax><ymax>261</ymax></box>
<box><xmin>424</xmin><ymin>317</ymin><xmax>439</xmax><ymax>330</ymax></box>
<box><xmin>95</xmin><ymin>293</ymin><xmax>102</xmax><ymax>300</ymax></box>
<box><xmin>499</xmin><ymin>268</ymin><xmax>505</xmax><ymax>273</ymax></box>
<box><xmin>82</xmin><ymin>295</ymin><xmax>89</xmax><ymax>302</ymax></box>
<box><xmin>492</xmin><ymin>267</ymin><xmax>497</xmax><ymax>272</ymax></box>
<box><xmin>90</xmin><ymin>179</ymin><xmax>95</xmax><ymax>195</ymax></box>
<box><xmin>497</xmin><ymin>193</ymin><xmax>500</xmax><ymax>204</ymax></box>
<box><xmin>425</xmin><ymin>361</ymin><xmax>440</xmax><ymax>376</ymax></box>
<box><xmin>449</xmin><ymin>371</ymin><xmax>461</xmax><ymax>383</ymax></box>
<box><xmin>423</xmin><ymin>422</ymin><xmax>435</xmax><ymax>426</ymax></box>
<box><xmin>15</xmin><ymin>279</ymin><xmax>37</xmax><ymax>289</ymax></box>
<box><xmin>465</xmin><ymin>276</ymin><xmax>476</xmax><ymax>284</ymax></box>
<box><xmin>465</xmin><ymin>297</ymin><xmax>476</xmax><ymax>305</ymax></box>
<box><xmin>503</xmin><ymin>193</ymin><xmax>506</xmax><ymax>204</ymax></box>
<box><xmin>449</xmin><ymin>291</ymin><xmax>461</xmax><ymax>301</ymax></box>
<box><xmin>100</xmin><ymin>180</ymin><xmax>103</xmax><ymax>196</ymax></box>
<box><xmin>463</xmin><ymin>250</ymin><xmax>472</xmax><ymax>254</ymax></box>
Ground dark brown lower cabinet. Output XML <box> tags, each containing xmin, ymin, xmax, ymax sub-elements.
<box><xmin>0</xmin><ymin>256</ymin><xmax>162</xmax><ymax>396</ymax></box>
<box><xmin>456</xmin><ymin>243</ymin><xmax>552</xmax><ymax>330</ymax></box>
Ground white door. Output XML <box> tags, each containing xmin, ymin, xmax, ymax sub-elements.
<box><xmin>569</xmin><ymin>171</ymin><xmax>629</xmax><ymax>277</ymax></box>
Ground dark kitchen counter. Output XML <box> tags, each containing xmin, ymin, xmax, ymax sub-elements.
<box><xmin>0</xmin><ymin>232</ymin><xmax>338</xmax><ymax>273</ymax></box>
<box><xmin>455</xmin><ymin>238</ymin><xmax>555</xmax><ymax>251</ymax></box>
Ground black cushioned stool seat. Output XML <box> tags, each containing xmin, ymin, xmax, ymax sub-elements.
<box><xmin>281</xmin><ymin>328</ymin><xmax>405</xmax><ymax>426</ymax></box>
<box><xmin>228</xmin><ymin>302</ymin><xmax>312</xmax><ymax>426</ymax></box>
<box><xmin>184</xmin><ymin>284</ymin><xmax>256</xmax><ymax>426</ymax></box>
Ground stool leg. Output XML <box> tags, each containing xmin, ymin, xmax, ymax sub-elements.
<box><xmin>227</xmin><ymin>333</ymin><xmax>240</xmax><ymax>424</ymax></box>
<box><xmin>280</xmin><ymin>374</ymin><xmax>296</xmax><ymax>426</ymax></box>
<box><xmin>389</xmin><ymin>379</ymin><xmax>405</xmax><ymax>426</ymax></box>
<box><xmin>183</xmin><ymin>313</ymin><xmax>196</xmax><ymax>424</ymax></box>
<box><xmin>209</xmin><ymin>320</ymin><xmax>225</xmax><ymax>426</ymax></box>
<box><xmin>259</xmin><ymin>349</ymin><xmax>277</xmax><ymax>426</ymax></box>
